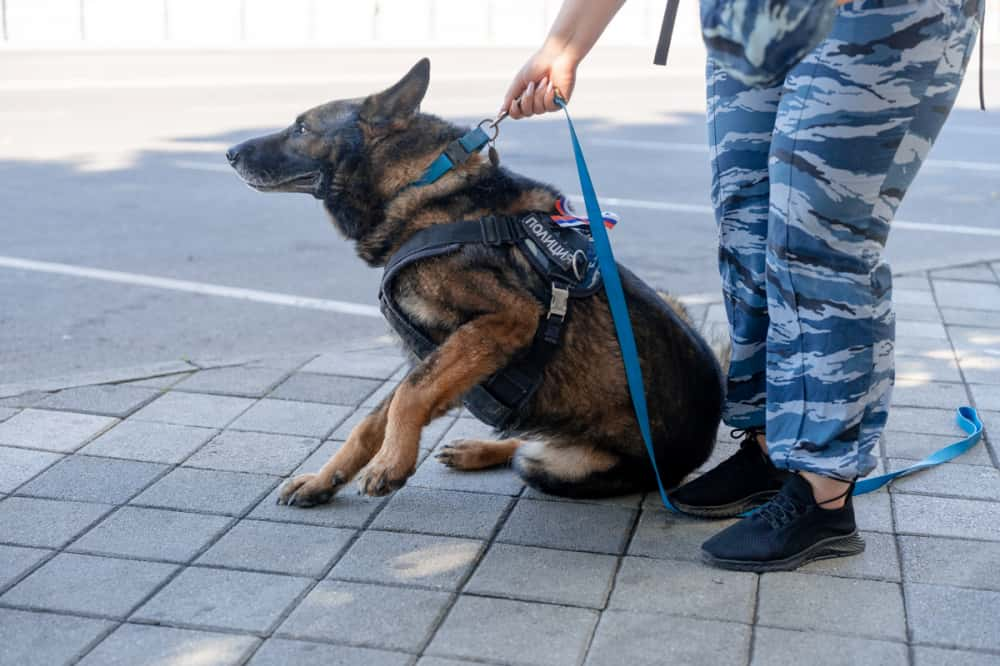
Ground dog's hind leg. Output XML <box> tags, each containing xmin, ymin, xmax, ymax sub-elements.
<box><xmin>278</xmin><ymin>389</ymin><xmax>395</xmax><ymax>507</ymax></box>
<box><xmin>435</xmin><ymin>438</ymin><xmax>522</xmax><ymax>470</ymax></box>
<box><xmin>514</xmin><ymin>439</ymin><xmax>655</xmax><ymax>499</ymax></box>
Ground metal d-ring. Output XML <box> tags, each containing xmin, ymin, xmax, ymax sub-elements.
<box><xmin>477</xmin><ymin>118</ymin><xmax>501</xmax><ymax>142</ymax></box>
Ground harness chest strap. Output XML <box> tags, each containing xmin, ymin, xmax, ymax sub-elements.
<box><xmin>379</xmin><ymin>214</ymin><xmax>593</xmax><ymax>430</ymax></box>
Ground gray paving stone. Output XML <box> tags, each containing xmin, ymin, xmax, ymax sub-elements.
<box><xmin>134</xmin><ymin>566</ymin><xmax>311</xmax><ymax>633</ymax></box>
<box><xmin>372</xmin><ymin>487</ymin><xmax>511</xmax><ymax>540</ymax></box>
<box><xmin>2</xmin><ymin>552</ymin><xmax>176</xmax><ymax>617</ymax></box>
<box><xmin>585</xmin><ymin>610</ymin><xmax>750</xmax><ymax>666</ymax></box>
<box><xmin>71</xmin><ymin>506</ymin><xmax>231</xmax><ymax>562</ymax></box>
<box><xmin>628</xmin><ymin>509</ymin><xmax>737</xmax><ymax>561</ymax></box>
<box><xmin>0</xmin><ymin>409</ymin><xmax>118</xmax><ymax>453</ymax></box>
<box><xmin>891</xmin><ymin>380</ymin><xmax>969</xmax><ymax>409</ymax></box>
<box><xmin>498</xmin><ymin>498</ymin><xmax>635</xmax><ymax>554</ymax></box>
<box><xmin>34</xmin><ymin>384</ymin><xmax>160</xmax><ymax>417</ymax></box>
<box><xmin>950</xmin><ymin>326</ymin><xmax>1000</xmax><ymax>358</ymax></box>
<box><xmin>79</xmin><ymin>624</ymin><xmax>260</xmax><ymax>666</ymax></box>
<box><xmin>899</xmin><ymin>535</ymin><xmax>1000</xmax><ymax>592</ymax></box>
<box><xmin>277</xmin><ymin>580</ymin><xmax>451</xmax><ymax>651</ymax></box>
<box><xmin>0</xmin><ymin>608</ymin><xmax>112</xmax><ymax>666</ymax></box>
<box><xmin>895</xmin><ymin>288</ymin><xmax>938</xmax><ymax>306</ymax></box>
<box><xmin>932</xmin><ymin>264</ymin><xmax>998</xmax><ymax>282</ymax></box>
<box><xmin>330</xmin><ymin>530</ymin><xmax>481</xmax><ymax>591</ymax></box>
<box><xmin>913</xmin><ymin>646</ymin><xmax>1000</xmax><ymax>666</ymax></box>
<box><xmin>271</xmin><ymin>373</ymin><xmax>382</xmax><ymax>406</ymax></box>
<box><xmin>0</xmin><ymin>545</ymin><xmax>49</xmax><ymax>589</ymax></box>
<box><xmin>81</xmin><ymin>420</ymin><xmax>218</xmax><ymax>463</ymax></box>
<box><xmin>889</xmin><ymin>459</ymin><xmax>1000</xmax><ymax>501</ymax></box>
<box><xmin>0</xmin><ymin>407</ymin><xmax>18</xmax><ymax>422</ymax></box>
<box><xmin>894</xmin><ymin>274</ymin><xmax>932</xmax><ymax>291</ymax></box>
<box><xmin>131</xmin><ymin>392</ymin><xmax>255</xmax><ymax>428</ymax></box>
<box><xmin>174</xmin><ymin>366</ymin><xmax>291</xmax><ymax>397</ymax></box>
<box><xmin>609</xmin><ymin>556</ymin><xmax>756</xmax><ymax>623</ymax></box>
<box><xmin>426</xmin><ymin>595</ymin><xmax>598</xmax><ymax>666</ymax></box>
<box><xmin>906</xmin><ymin>583</ymin><xmax>1000</xmax><ymax>651</ymax></box>
<box><xmin>881</xmin><ymin>430</ymin><xmax>994</xmax><ymax>466</ymax></box>
<box><xmin>887</xmin><ymin>407</ymin><xmax>968</xmax><ymax>436</ymax></box>
<box><xmin>896</xmin><ymin>355</ymin><xmax>962</xmax><ymax>382</ymax></box>
<box><xmin>250</xmin><ymin>483</ymin><xmax>387</xmax><ymax>529</ymax></box>
<box><xmin>185</xmin><ymin>431</ymin><xmax>318</xmax><ymax>475</ymax></box>
<box><xmin>16</xmin><ymin>455</ymin><xmax>166</xmax><ymax>504</ymax></box>
<box><xmin>934</xmin><ymin>280</ymin><xmax>1000</xmax><ymax>311</ymax></box>
<box><xmin>521</xmin><ymin>486</ymin><xmax>645</xmax><ymax>508</ymax></box>
<box><xmin>894</xmin><ymin>335</ymin><xmax>957</xmax><ymax>358</ymax></box>
<box><xmin>361</xmin><ymin>378</ymin><xmax>400</xmax><ymax>409</ymax></box>
<box><xmin>132</xmin><ymin>467</ymin><xmax>277</xmax><ymax>516</ymax></box>
<box><xmin>197</xmin><ymin>519</ymin><xmax>354</xmax><ymax>576</ymax></box>
<box><xmin>969</xmin><ymin>382</ymin><xmax>1000</xmax><ymax>412</ymax></box>
<box><xmin>942</xmin><ymin>307</ymin><xmax>1000</xmax><ymax>328</ymax></box>
<box><xmin>249</xmin><ymin>639</ymin><xmax>411</xmax><ymax>666</ymax></box>
<box><xmin>894</xmin><ymin>494</ymin><xmax>1000</xmax><ymax>541</ymax></box>
<box><xmin>417</xmin><ymin>659</ymin><xmax>478</xmax><ymax>666</ymax></box>
<box><xmin>895</xmin><ymin>302</ymin><xmax>944</xmax><ymax>322</ymax></box>
<box><xmin>409</xmin><ymin>443</ymin><xmax>523</xmax><ymax>496</ymax></box>
<box><xmin>958</xmin><ymin>359</ymin><xmax>1000</xmax><ymax>385</ymax></box>
<box><xmin>300</xmin><ymin>350</ymin><xmax>405</xmax><ymax>380</ymax></box>
<box><xmin>0</xmin><ymin>391</ymin><xmax>48</xmax><ymax>408</ymax></box>
<box><xmin>757</xmin><ymin>572</ymin><xmax>905</xmax><ymax>640</ymax></box>
<box><xmin>855</xmin><ymin>489</ymin><xmax>894</xmax><ymax>533</ymax></box>
<box><xmin>897</xmin><ymin>320</ymin><xmax>949</xmax><ymax>340</ymax></box>
<box><xmin>800</xmin><ymin>531</ymin><xmax>900</xmax><ymax>581</ymax></box>
<box><xmin>751</xmin><ymin>627</ymin><xmax>907</xmax><ymax>666</ymax></box>
<box><xmin>466</xmin><ymin>542</ymin><xmax>618</xmax><ymax>607</ymax></box>
<box><xmin>124</xmin><ymin>371</ymin><xmax>193</xmax><ymax>389</ymax></box>
<box><xmin>0</xmin><ymin>445</ymin><xmax>62</xmax><ymax>493</ymax></box>
<box><xmin>0</xmin><ymin>496</ymin><xmax>111</xmax><ymax>547</ymax></box>
<box><xmin>229</xmin><ymin>398</ymin><xmax>352</xmax><ymax>438</ymax></box>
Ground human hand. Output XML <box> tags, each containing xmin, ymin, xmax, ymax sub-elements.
<box><xmin>501</xmin><ymin>44</ymin><xmax>578</xmax><ymax>119</ymax></box>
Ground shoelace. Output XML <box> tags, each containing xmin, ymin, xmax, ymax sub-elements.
<box><xmin>757</xmin><ymin>491</ymin><xmax>807</xmax><ymax>529</ymax></box>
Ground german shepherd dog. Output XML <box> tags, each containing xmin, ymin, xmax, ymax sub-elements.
<box><xmin>227</xmin><ymin>59</ymin><xmax>724</xmax><ymax>507</ymax></box>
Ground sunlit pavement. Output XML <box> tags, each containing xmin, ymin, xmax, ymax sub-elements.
<box><xmin>0</xmin><ymin>261</ymin><xmax>998</xmax><ymax>664</ymax></box>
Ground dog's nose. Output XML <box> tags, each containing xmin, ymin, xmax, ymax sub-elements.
<box><xmin>226</xmin><ymin>142</ymin><xmax>254</xmax><ymax>165</ymax></box>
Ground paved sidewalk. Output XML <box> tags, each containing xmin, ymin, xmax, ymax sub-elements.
<box><xmin>1</xmin><ymin>261</ymin><xmax>998</xmax><ymax>666</ymax></box>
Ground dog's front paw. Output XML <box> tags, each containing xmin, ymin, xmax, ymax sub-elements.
<box><xmin>356</xmin><ymin>461</ymin><xmax>410</xmax><ymax>497</ymax></box>
<box><xmin>277</xmin><ymin>472</ymin><xmax>345</xmax><ymax>508</ymax></box>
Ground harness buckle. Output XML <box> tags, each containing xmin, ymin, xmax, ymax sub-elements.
<box><xmin>443</xmin><ymin>140</ymin><xmax>470</xmax><ymax>167</ymax></box>
<box><xmin>480</xmin><ymin>215</ymin><xmax>501</xmax><ymax>245</ymax></box>
<box><xmin>548</xmin><ymin>284</ymin><xmax>569</xmax><ymax>319</ymax></box>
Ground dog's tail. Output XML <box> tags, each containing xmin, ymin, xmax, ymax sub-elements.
<box><xmin>657</xmin><ymin>291</ymin><xmax>731</xmax><ymax>375</ymax></box>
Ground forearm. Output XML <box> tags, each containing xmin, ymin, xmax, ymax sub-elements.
<box><xmin>543</xmin><ymin>0</ymin><xmax>625</xmax><ymax>62</ymax></box>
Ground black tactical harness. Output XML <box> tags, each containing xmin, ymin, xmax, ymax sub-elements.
<box><xmin>379</xmin><ymin>212</ymin><xmax>602</xmax><ymax>431</ymax></box>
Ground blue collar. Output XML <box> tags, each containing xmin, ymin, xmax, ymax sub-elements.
<box><xmin>411</xmin><ymin>125</ymin><xmax>492</xmax><ymax>187</ymax></box>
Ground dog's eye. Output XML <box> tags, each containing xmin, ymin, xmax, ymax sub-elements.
<box><xmin>295</xmin><ymin>123</ymin><xmax>308</xmax><ymax>135</ymax></box>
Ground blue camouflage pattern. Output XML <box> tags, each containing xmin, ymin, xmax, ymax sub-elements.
<box><xmin>701</xmin><ymin>0</ymin><xmax>837</xmax><ymax>87</ymax></box>
<box><xmin>706</xmin><ymin>0</ymin><xmax>984</xmax><ymax>480</ymax></box>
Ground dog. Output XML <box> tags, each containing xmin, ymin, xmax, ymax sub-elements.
<box><xmin>227</xmin><ymin>58</ymin><xmax>725</xmax><ymax>506</ymax></box>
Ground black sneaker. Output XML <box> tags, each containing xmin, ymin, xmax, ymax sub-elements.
<box><xmin>701</xmin><ymin>474</ymin><xmax>865</xmax><ymax>572</ymax></box>
<box><xmin>668</xmin><ymin>428</ymin><xmax>790</xmax><ymax>518</ymax></box>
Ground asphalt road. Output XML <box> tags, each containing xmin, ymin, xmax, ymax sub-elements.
<box><xmin>2</xmin><ymin>48</ymin><xmax>999</xmax><ymax>383</ymax></box>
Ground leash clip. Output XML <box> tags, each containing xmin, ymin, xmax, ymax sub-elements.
<box><xmin>548</xmin><ymin>284</ymin><xmax>569</xmax><ymax>319</ymax></box>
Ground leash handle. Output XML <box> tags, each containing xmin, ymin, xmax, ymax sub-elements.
<box><xmin>552</xmin><ymin>97</ymin><xmax>985</xmax><ymax>515</ymax></box>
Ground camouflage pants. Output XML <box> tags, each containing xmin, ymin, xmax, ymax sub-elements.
<box><xmin>708</xmin><ymin>0</ymin><xmax>983</xmax><ymax>480</ymax></box>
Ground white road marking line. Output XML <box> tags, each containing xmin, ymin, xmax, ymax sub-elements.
<box><xmin>173</xmin><ymin>160</ymin><xmax>1000</xmax><ymax>237</ymax></box>
<box><xmin>0</xmin><ymin>256</ymin><xmax>383</xmax><ymax>318</ymax></box>
<box><xmin>588</xmin><ymin>138</ymin><xmax>1000</xmax><ymax>173</ymax></box>
<box><xmin>568</xmin><ymin>196</ymin><xmax>1000</xmax><ymax>237</ymax></box>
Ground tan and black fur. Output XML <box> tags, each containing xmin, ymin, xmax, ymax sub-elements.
<box><xmin>227</xmin><ymin>58</ymin><xmax>724</xmax><ymax>506</ymax></box>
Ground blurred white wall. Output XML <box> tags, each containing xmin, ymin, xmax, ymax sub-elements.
<box><xmin>0</xmin><ymin>0</ymin><xmax>997</xmax><ymax>49</ymax></box>
<box><xmin>0</xmin><ymin>0</ymin><xmax>701</xmax><ymax>48</ymax></box>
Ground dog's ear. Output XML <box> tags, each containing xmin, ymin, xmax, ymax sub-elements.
<box><xmin>359</xmin><ymin>58</ymin><xmax>430</xmax><ymax>132</ymax></box>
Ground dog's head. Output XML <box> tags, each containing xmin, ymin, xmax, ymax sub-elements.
<box><xmin>227</xmin><ymin>58</ymin><xmax>445</xmax><ymax>241</ymax></box>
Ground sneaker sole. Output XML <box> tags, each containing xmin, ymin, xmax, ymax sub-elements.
<box><xmin>669</xmin><ymin>490</ymin><xmax>780</xmax><ymax>519</ymax></box>
<box><xmin>700</xmin><ymin>531</ymin><xmax>866</xmax><ymax>573</ymax></box>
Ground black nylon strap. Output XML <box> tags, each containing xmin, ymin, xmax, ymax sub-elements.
<box><xmin>653</xmin><ymin>0</ymin><xmax>680</xmax><ymax>66</ymax></box>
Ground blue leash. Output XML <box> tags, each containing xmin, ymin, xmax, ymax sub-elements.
<box><xmin>552</xmin><ymin>97</ymin><xmax>985</xmax><ymax>515</ymax></box>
